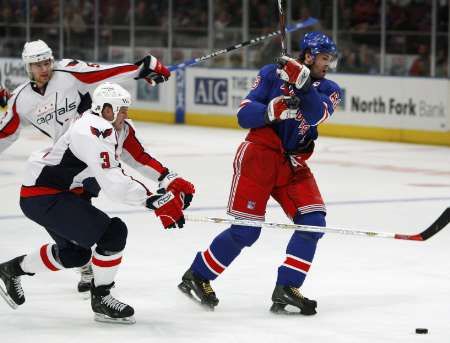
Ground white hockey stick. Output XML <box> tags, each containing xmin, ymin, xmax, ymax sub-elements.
<box><xmin>185</xmin><ymin>207</ymin><xmax>449</xmax><ymax>241</ymax></box>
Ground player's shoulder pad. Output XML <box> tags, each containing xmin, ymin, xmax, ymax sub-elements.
<box><xmin>317</xmin><ymin>78</ymin><xmax>342</xmax><ymax>97</ymax></box>
<box><xmin>72</xmin><ymin>111</ymin><xmax>116</xmax><ymax>142</ymax></box>
<box><xmin>259</xmin><ymin>64</ymin><xmax>279</xmax><ymax>81</ymax></box>
<box><xmin>9</xmin><ymin>81</ymin><xmax>31</xmax><ymax>104</ymax></box>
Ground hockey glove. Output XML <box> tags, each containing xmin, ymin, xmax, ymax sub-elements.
<box><xmin>277</xmin><ymin>55</ymin><xmax>311</xmax><ymax>91</ymax></box>
<box><xmin>146</xmin><ymin>191</ymin><xmax>185</xmax><ymax>229</ymax></box>
<box><xmin>265</xmin><ymin>95</ymin><xmax>300</xmax><ymax>123</ymax></box>
<box><xmin>158</xmin><ymin>169</ymin><xmax>195</xmax><ymax>209</ymax></box>
<box><xmin>134</xmin><ymin>54</ymin><xmax>171</xmax><ymax>86</ymax></box>
<box><xmin>81</xmin><ymin>177</ymin><xmax>101</xmax><ymax>201</ymax></box>
<box><xmin>0</xmin><ymin>87</ymin><xmax>11</xmax><ymax>107</ymax></box>
<box><xmin>286</xmin><ymin>140</ymin><xmax>315</xmax><ymax>171</ymax></box>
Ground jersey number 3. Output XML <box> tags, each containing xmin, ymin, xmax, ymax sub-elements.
<box><xmin>100</xmin><ymin>152</ymin><xmax>110</xmax><ymax>168</ymax></box>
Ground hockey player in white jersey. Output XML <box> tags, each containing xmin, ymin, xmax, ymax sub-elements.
<box><xmin>0</xmin><ymin>83</ymin><xmax>195</xmax><ymax>324</ymax></box>
<box><xmin>0</xmin><ymin>39</ymin><xmax>172</xmax><ymax>291</ymax></box>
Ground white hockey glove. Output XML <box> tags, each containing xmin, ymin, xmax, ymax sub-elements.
<box><xmin>134</xmin><ymin>54</ymin><xmax>171</xmax><ymax>86</ymax></box>
<box><xmin>277</xmin><ymin>55</ymin><xmax>311</xmax><ymax>91</ymax></box>
<box><xmin>265</xmin><ymin>95</ymin><xmax>300</xmax><ymax>123</ymax></box>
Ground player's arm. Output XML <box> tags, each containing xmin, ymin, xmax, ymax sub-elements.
<box><xmin>295</xmin><ymin>81</ymin><xmax>342</xmax><ymax>126</ymax></box>
<box><xmin>56</xmin><ymin>55</ymin><xmax>170</xmax><ymax>88</ymax></box>
<box><xmin>121</xmin><ymin>121</ymin><xmax>195</xmax><ymax>209</ymax></box>
<box><xmin>276</xmin><ymin>56</ymin><xmax>342</xmax><ymax>126</ymax></box>
<box><xmin>236</xmin><ymin>65</ymin><xmax>276</xmax><ymax>129</ymax></box>
<box><xmin>0</xmin><ymin>90</ymin><xmax>21</xmax><ymax>154</ymax></box>
<box><xmin>120</xmin><ymin>121</ymin><xmax>167</xmax><ymax>181</ymax></box>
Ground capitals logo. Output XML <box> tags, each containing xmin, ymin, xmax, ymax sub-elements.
<box><xmin>90</xmin><ymin>126</ymin><xmax>113</xmax><ymax>138</ymax></box>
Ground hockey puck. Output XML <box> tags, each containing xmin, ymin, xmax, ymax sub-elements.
<box><xmin>415</xmin><ymin>328</ymin><xmax>428</xmax><ymax>334</ymax></box>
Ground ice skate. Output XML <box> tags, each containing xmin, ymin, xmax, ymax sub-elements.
<box><xmin>178</xmin><ymin>269</ymin><xmax>219</xmax><ymax>310</ymax></box>
<box><xmin>77</xmin><ymin>263</ymin><xmax>93</xmax><ymax>293</ymax></box>
<box><xmin>91</xmin><ymin>281</ymin><xmax>135</xmax><ymax>324</ymax></box>
<box><xmin>0</xmin><ymin>256</ymin><xmax>30</xmax><ymax>309</ymax></box>
<box><xmin>270</xmin><ymin>285</ymin><xmax>317</xmax><ymax>315</ymax></box>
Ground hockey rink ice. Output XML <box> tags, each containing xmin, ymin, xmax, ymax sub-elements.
<box><xmin>0</xmin><ymin>122</ymin><xmax>449</xmax><ymax>343</ymax></box>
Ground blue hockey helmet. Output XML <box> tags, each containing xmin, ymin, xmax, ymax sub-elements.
<box><xmin>299</xmin><ymin>32</ymin><xmax>338</xmax><ymax>68</ymax></box>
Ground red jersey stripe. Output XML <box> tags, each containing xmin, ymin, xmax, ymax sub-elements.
<box><xmin>284</xmin><ymin>257</ymin><xmax>311</xmax><ymax>272</ymax></box>
<box><xmin>203</xmin><ymin>249</ymin><xmax>225</xmax><ymax>274</ymax></box>
<box><xmin>123</xmin><ymin>122</ymin><xmax>166</xmax><ymax>174</ymax></box>
<box><xmin>69</xmin><ymin>65</ymin><xmax>138</xmax><ymax>84</ymax></box>
<box><xmin>92</xmin><ymin>256</ymin><xmax>123</xmax><ymax>267</ymax></box>
<box><xmin>39</xmin><ymin>244</ymin><xmax>59</xmax><ymax>271</ymax></box>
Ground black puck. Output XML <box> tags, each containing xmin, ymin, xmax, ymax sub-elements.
<box><xmin>415</xmin><ymin>328</ymin><xmax>428</xmax><ymax>334</ymax></box>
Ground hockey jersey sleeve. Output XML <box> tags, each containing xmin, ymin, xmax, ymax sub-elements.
<box><xmin>0</xmin><ymin>93</ymin><xmax>22</xmax><ymax>154</ymax></box>
<box><xmin>120</xmin><ymin>121</ymin><xmax>167</xmax><ymax>181</ymax></box>
<box><xmin>294</xmin><ymin>79</ymin><xmax>342</xmax><ymax>126</ymax></box>
<box><xmin>69</xmin><ymin>123</ymin><xmax>151</xmax><ymax>207</ymax></box>
<box><xmin>54</xmin><ymin>59</ymin><xmax>142</xmax><ymax>93</ymax></box>
<box><xmin>236</xmin><ymin>65</ymin><xmax>277</xmax><ymax>129</ymax></box>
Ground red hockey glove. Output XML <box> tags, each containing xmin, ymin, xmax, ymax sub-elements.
<box><xmin>0</xmin><ymin>87</ymin><xmax>11</xmax><ymax>107</ymax></box>
<box><xmin>146</xmin><ymin>191</ymin><xmax>185</xmax><ymax>229</ymax></box>
<box><xmin>265</xmin><ymin>95</ymin><xmax>300</xmax><ymax>123</ymax></box>
<box><xmin>277</xmin><ymin>55</ymin><xmax>311</xmax><ymax>91</ymax></box>
<box><xmin>159</xmin><ymin>170</ymin><xmax>195</xmax><ymax>209</ymax></box>
<box><xmin>134</xmin><ymin>54</ymin><xmax>171</xmax><ymax>86</ymax></box>
<box><xmin>286</xmin><ymin>141</ymin><xmax>315</xmax><ymax>171</ymax></box>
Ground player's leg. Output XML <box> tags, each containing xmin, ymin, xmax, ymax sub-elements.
<box><xmin>270</xmin><ymin>164</ymin><xmax>325</xmax><ymax>315</ymax></box>
<box><xmin>76</xmin><ymin>178</ymin><xmax>101</xmax><ymax>294</ymax></box>
<box><xmin>90</xmin><ymin>216</ymin><xmax>134</xmax><ymax>324</ymax></box>
<box><xmin>2</xmin><ymin>193</ymin><xmax>134</xmax><ymax>323</ymax></box>
<box><xmin>179</xmin><ymin>142</ymin><xmax>277</xmax><ymax>308</ymax></box>
<box><xmin>0</xmin><ymin>193</ymin><xmax>96</xmax><ymax>309</ymax></box>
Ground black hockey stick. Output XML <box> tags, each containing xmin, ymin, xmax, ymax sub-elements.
<box><xmin>168</xmin><ymin>17</ymin><xmax>318</xmax><ymax>72</ymax></box>
<box><xmin>185</xmin><ymin>207</ymin><xmax>450</xmax><ymax>241</ymax></box>
<box><xmin>277</xmin><ymin>0</ymin><xmax>288</xmax><ymax>56</ymax></box>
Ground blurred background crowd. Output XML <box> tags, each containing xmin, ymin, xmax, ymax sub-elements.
<box><xmin>0</xmin><ymin>0</ymin><xmax>448</xmax><ymax>77</ymax></box>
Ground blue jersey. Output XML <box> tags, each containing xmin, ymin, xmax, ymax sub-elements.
<box><xmin>237</xmin><ymin>64</ymin><xmax>342</xmax><ymax>152</ymax></box>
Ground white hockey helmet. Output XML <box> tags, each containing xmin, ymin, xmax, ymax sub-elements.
<box><xmin>91</xmin><ymin>82</ymin><xmax>131</xmax><ymax>123</ymax></box>
<box><xmin>22</xmin><ymin>40</ymin><xmax>54</xmax><ymax>79</ymax></box>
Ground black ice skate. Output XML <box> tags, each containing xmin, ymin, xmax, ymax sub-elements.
<box><xmin>91</xmin><ymin>281</ymin><xmax>135</xmax><ymax>324</ymax></box>
<box><xmin>77</xmin><ymin>263</ymin><xmax>93</xmax><ymax>293</ymax></box>
<box><xmin>270</xmin><ymin>285</ymin><xmax>317</xmax><ymax>315</ymax></box>
<box><xmin>0</xmin><ymin>255</ymin><xmax>32</xmax><ymax>309</ymax></box>
<box><xmin>178</xmin><ymin>269</ymin><xmax>219</xmax><ymax>310</ymax></box>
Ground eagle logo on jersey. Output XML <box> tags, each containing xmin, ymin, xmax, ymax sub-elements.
<box><xmin>90</xmin><ymin>126</ymin><xmax>113</xmax><ymax>138</ymax></box>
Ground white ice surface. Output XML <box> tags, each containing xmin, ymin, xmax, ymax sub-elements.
<box><xmin>0</xmin><ymin>123</ymin><xmax>449</xmax><ymax>343</ymax></box>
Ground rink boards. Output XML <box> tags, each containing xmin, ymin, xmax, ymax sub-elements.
<box><xmin>1</xmin><ymin>58</ymin><xmax>449</xmax><ymax>146</ymax></box>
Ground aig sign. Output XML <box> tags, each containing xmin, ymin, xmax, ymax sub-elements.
<box><xmin>194</xmin><ymin>78</ymin><xmax>228</xmax><ymax>106</ymax></box>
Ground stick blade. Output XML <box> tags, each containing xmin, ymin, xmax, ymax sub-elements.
<box><xmin>395</xmin><ymin>207</ymin><xmax>450</xmax><ymax>241</ymax></box>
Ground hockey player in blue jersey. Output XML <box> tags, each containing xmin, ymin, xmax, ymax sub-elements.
<box><xmin>178</xmin><ymin>32</ymin><xmax>342</xmax><ymax>314</ymax></box>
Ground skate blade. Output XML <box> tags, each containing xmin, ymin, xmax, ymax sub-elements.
<box><xmin>94</xmin><ymin>313</ymin><xmax>136</xmax><ymax>325</ymax></box>
<box><xmin>270</xmin><ymin>303</ymin><xmax>316</xmax><ymax>316</ymax></box>
<box><xmin>178</xmin><ymin>282</ymin><xmax>215</xmax><ymax>311</ymax></box>
<box><xmin>0</xmin><ymin>284</ymin><xmax>18</xmax><ymax>310</ymax></box>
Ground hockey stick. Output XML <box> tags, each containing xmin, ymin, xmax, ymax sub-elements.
<box><xmin>277</xmin><ymin>0</ymin><xmax>288</xmax><ymax>56</ymax></box>
<box><xmin>168</xmin><ymin>17</ymin><xmax>318</xmax><ymax>72</ymax></box>
<box><xmin>185</xmin><ymin>207</ymin><xmax>450</xmax><ymax>241</ymax></box>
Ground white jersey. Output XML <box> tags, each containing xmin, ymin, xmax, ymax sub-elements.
<box><xmin>0</xmin><ymin>59</ymin><xmax>142</xmax><ymax>154</ymax></box>
<box><xmin>21</xmin><ymin>111</ymin><xmax>167</xmax><ymax>207</ymax></box>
